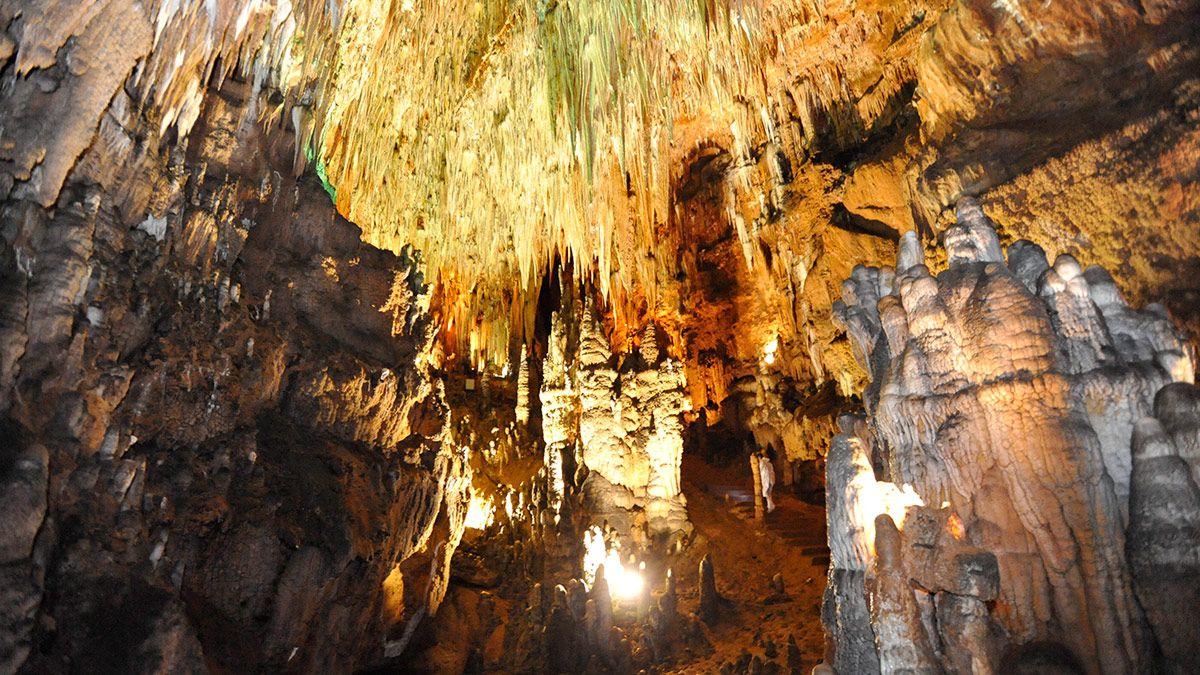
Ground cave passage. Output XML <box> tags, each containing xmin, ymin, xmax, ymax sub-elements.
<box><xmin>410</xmin><ymin>333</ymin><xmax>837</xmax><ymax>672</ymax></box>
<box><xmin>2</xmin><ymin>1</ymin><xmax>1200</xmax><ymax>674</ymax></box>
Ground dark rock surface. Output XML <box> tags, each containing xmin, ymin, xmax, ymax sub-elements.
<box><xmin>0</xmin><ymin>46</ymin><xmax>466</xmax><ymax>675</ymax></box>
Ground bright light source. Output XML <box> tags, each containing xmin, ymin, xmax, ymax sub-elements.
<box><xmin>583</xmin><ymin>527</ymin><xmax>606</xmax><ymax>584</ymax></box>
<box><xmin>464</xmin><ymin>493</ymin><xmax>494</xmax><ymax>530</ymax></box>
<box><xmin>858</xmin><ymin>482</ymin><xmax>925</xmax><ymax>555</ymax></box>
<box><xmin>582</xmin><ymin>526</ymin><xmax>645</xmax><ymax>600</ymax></box>
<box><xmin>609</xmin><ymin>561</ymin><xmax>644</xmax><ymax>600</ymax></box>
<box><xmin>875</xmin><ymin>482</ymin><xmax>924</xmax><ymax>530</ymax></box>
<box><xmin>762</xmin><ymin>337</ymin><xmax>779</xmax><ymax>365</ymax></box>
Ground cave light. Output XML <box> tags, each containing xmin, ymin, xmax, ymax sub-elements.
<box><xmin>947</xmin><ymin>512</ymin><xmax>966</xmax><ymax>540</ymax></box>
<box><xmin>875</xmin><ymin>482</ymin><xmax>924</xmax><ymax>530</ymax></box>
<box><xmin>858</xmin><ymin>481</ymin><xmax>926</xmax><ymax>556</ymax></box>
<box><xmin>762</xmin><ymin>336</ymin><xmax>779</xmax><ymax>365</ymax></box>
<box><xmin>582</xmin><ymin>526</ymin><xmax>645</xmax><ymax>601</ymax></box>
<box><xmin>464</xmin><ymin>492</ymin><xmax>495</xmax><ymax>530</ymax></box>
<box><xmin>609</xmin><ymin>559</ymin><xmax>646</xmax><ymax>601</ymax></box>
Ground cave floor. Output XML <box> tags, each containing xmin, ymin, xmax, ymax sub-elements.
<box><xmin>413</xmin><ymin>454</ymin><xmax>829</xmax><ymax>673</ymax></box>
<box><xmin>661</xmin><ymin>455</ymin><xmax>830</xmax><ymax>673</ymax></box>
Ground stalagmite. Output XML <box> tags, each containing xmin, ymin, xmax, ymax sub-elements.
<box><xmin>751</xmin><ymin>451</ymin><xmax>765</xmax><ymax>520</ymax></box>
<box><xmin>1127</xmin><ymin>414</ymin><xmax>1200</xmax><ymax>673</ymax></box>
<box><xmin>821</xmin><ymin>433</ymin><xmax>881</xmax><ymax>675</ymax></box>
<box><xmin>868</xmin><ymin>514</ymin><xmax>939</xmax><ymax>673</ymax></box>
<box><xmin>516</xmin><ymin>344</ymin><xmax>531</xmax><ymax>425</ymax></box>
<box><xmin>570</xmin><ymin>304</ymin><xmax>693</xmax><ymax>538</ymax></box>
<box><xmin>591</xmin><ymin>566</ymin><xmax>616</xmax><ymax>659</ymax></box>
<box><xmin>699</xmin><ymin>553</ymin><xmax>721</xmax><ymax>624</ymax></box>
<box><xmin>827</xmin><ymin>198</ymin><xmax>1196</xmax><ymax>674</ymax></box>
<box><xmin>540</xmin><ymin>310</ymin><xmax>575</xmax><ymax>520</ymax></box>
<box><xmin>545</xmin><ymin>585</ymin><xmax>579</xmax><ymax>673</ymax></box>
<box><xmin>659</xmin><ymin>568</ymin><xmax>678</xmax><ymax>631</ymax></box>
<box><xmin>1154</xmin><ymin>383</ymin><xmax>1200</xmax><ymax>482</ymax></box>
<box><xmin>786</xmin><ymin>634</ymin><xmax>804</xmax><ymax>675</ymax></box>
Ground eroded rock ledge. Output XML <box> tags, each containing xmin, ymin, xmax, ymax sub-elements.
<box><xmin>823</xmin><ymin>199</ymin><xmax>1199</xmax><ymax>674</ymax></box>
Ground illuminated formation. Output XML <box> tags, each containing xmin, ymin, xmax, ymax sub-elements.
<box><xmin>577</xmin><ymin>307</ymin><xmax>692</xmax><ymax>539</ymax></box>
<box><xmin>538</xmin><ymin>295</ymin><xmax>693</xmax><ymax>541</ymax></box>
<box><xmin>2</xmin><ymin>0</ymin><xmax>1200</xmax><ymax>672</ymax></box>
<box><xmin>823</xmin><ymin>199</ymin><xmax>1198</xmax><ymax>674</ymax></box>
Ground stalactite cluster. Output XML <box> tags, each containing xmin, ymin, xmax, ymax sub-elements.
<box><xmin>2</xmin><ymin>0</ymin><xmax>1200</xmax><ymax>672</ymax></box>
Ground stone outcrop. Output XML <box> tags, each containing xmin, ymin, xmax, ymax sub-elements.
<box><xmin>0</xmin><ymin>36</ymin><xmax>466</xmax><ymax>674</ymax></box>
<box><xmin>823</xmin><ymin>199</ymin><xmax>1196</xmax><ymax>673</ymax></box>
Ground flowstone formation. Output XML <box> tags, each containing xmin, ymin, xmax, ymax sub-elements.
<box><xmin>822</xmin><ymin>198</ymin><xmax>1198</xmax><ymax>674</ymax></box>
<box><xmin>538</xmin><ymin>298</ymin><xmax>693</xmax><ymax>543</ymax></box>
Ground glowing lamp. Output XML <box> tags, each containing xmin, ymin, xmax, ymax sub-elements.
<box><xmin>762</xmin><ymin>337</ymin><xmax>779</xmax><ymax>366</ymax></box>
<box><xmin>607</xmin><ymin>554</ymin><xmax>645</xmax><ymax>600</ymax></box>
<box><xmin>464</xmin><ymin>493</ymin><xmax>494</xmax><ymax>530</ymax></box>
<box><xmin>582</xmin><ymin>526</ymin><xmax>645</xmax><ymax>600</ymax></box>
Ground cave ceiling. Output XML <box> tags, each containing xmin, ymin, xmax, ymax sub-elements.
<box><xmin>307</xmin><ymin>0</ymin><xmax>929</xmax><ymax>365</ymax></box>
<box><xmin>5</xmin><ymin>0</ymin><xmax>1199</xmax><ymax>380</ymax></box>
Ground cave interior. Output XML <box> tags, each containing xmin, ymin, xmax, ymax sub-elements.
<box><xmin>1</xmin><ymin>0</ymin><xmax>1199</xmax><ymax>673</ymax></box>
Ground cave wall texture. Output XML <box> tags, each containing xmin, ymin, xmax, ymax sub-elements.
<box><xmin>0</xmin><ymin>5</ymin><xmax>469</xmax><ymax>670</ymax></box>
<box><xmin>0</xmin><ymin>0</ymin><xmax>1198</xmax><ymax>672</ymax></box>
